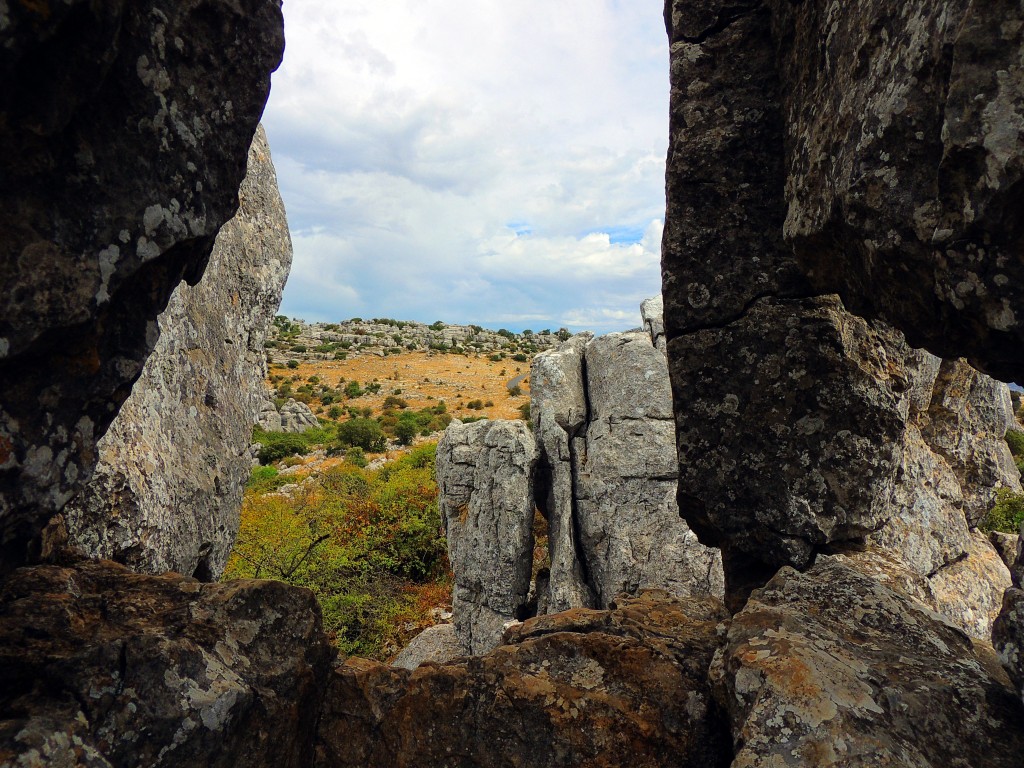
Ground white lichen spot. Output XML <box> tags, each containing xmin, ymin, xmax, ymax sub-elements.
<box><xmin>96</xmin><ymin>244</ymin><xmax>120</xmax><ymax>304</ymax></box>
<box><xmin>24</xmin><ymin>446</ymin><xmax>54</xmax><ymax>481</ymax></box>
<box><xmin>137</xmin><ymin>236</ymin><xmax>161</xmax><ymax>262</ymax></box>
<box><xmin>986</xmin><ymin>300</ymin><xmax>1017</xmax><ymax>331</ymax></box>
<box><xmin>119</xmin><ymin>229</ymin><xmax>131</xmax><ymax>243</ymax></box>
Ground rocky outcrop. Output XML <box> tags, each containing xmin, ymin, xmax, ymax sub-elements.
<box><xmin>315</xmin><ymin>591</ymin><xmax>733</xmax><ymax>768</ymax></box>
<box><xmin>437</xmin><ymin>420</ymin><xmax>537</xmax><ymax>654</ymax></box>
<box><xmin>0</xmin><ymin>1</ymin><xmax>285</xmax><ymax>573</ymax></box>
<box><xmin>390</xmin><ymin>624</ymin><xmax>463</xmax><ymax>671</ymax></box>
<box><xmin>565</xmin><ymin>330</ymin><xmax>724</xmax><ymax>607</ymax></box>
<box><xmin>0</xmin><ymin>559</ymin><xmax>334</xmax><ymax>767</ymax></box>
<box><xmin>714</xmin><ymin>557</ymin><xmax>1024</xmax><ymax>766</ymax></box>
<box><xmin>62</xmin><ymin>126</ymin><xmax>292</xmax><ymax>581</ymax></box>
<box><xmin>279</xmin><ymin>398</ymin><xmax>320</xmax><ymax>433</ymax></box>
<box><xmin>438</xmin><ymin>304</ymin><xmax>724</xmax><ymax>652</ymax></box>
<box><xmin>663</xmin><ymin>0</ymin><xmax>1023</xmax><ymax>611</ymax></box>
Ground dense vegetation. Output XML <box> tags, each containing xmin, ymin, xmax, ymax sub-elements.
<box><xmin>225</xmin><ymin>444</ymin><xmax>450</xmax><ymax>659</ymax></box>
<box><xmin>980</xmin><ymin>428</ymin><xmax>1024</xmax><ymax>534</ymax></box>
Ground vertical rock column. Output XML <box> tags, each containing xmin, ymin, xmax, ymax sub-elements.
<box><xmin>436</xmin><ymin>419</ymin><xmax>537</xmax><ymax>654</ymax></box>
<box><xmin>63</xmin><ymin>125</ymin><xmax>293</xmax><ymax>580</ymax></box>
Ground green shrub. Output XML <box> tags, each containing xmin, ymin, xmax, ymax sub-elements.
<box><xmin>255</xmin><ymin>433</ymin><xmax>308</xmax><ymax>464</ymax></box>
<box><xmin>246</xmin><ymin>465</ymin><xmax>287</xmax><ymax>493</ymax></box>
<box><xmin>344</xmin><ymin>380</ymin><xmax>363</xmax><ymax>398</ymax></box>
<box><xmin>512</xmin><ymin>353</ymin><xmax>528</xmax><ymax>363</ymax></box>
<box><xmin>518</xmin><ymin>403</ymin><xmax>531</xmax><ymax>422</ymax></box>
<box><xmin>336</xmin><ymin>418</ymin><xmax>387</xmax><ymax>452</ymax></box>
<box><xmin>509</xmin><ymin>384</ymin><xmax>523</xmax><ymax>397</ymax></box>
<box><xmin>383</xmin><ymin>395</ymin><xmax>408</xmax><ymax>410</ymax></box>
<box><xmin>1006</xmin><ymin>430</ymin><xmax>1024</xmax><ymax>457</ymax></box>
<box><xmin>327</xmin><ymin>405</ymin><xmax>343</xmax><ymax>420</ymax></box>
<box><xmin>981</xmin><ymin>489</ymin><xmax>1024</xmax><ymax>534</ymax></box>
<box><xmin>345</xmin><ymin>446</ymin><xmax>368</xmax><ymax>468</ymax></box>
<box><xmin>287</xmin><ymin>360</ymin><xmax>299</xmax><ymax>369</ymax></box>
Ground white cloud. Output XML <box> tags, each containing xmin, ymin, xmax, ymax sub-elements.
<box><xmin>264</xmin><ymin>0</ymin><xmax>669</xmax><ymax>333</ymax></box>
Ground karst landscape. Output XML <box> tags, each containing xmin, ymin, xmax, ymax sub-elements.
<box><xmin>3</xmin><ymin>1</ymin><xmax>1024</xmax><ymax>767</ymax></box>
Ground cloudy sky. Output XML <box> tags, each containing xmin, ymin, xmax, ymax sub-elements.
<box><xmin>262</xmin><ymin>0</ymin><xmax>670</xmax><ymax>334</ymax></box>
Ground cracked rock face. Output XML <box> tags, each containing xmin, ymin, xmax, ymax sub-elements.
<box><xmin>436</xmin><ymin>419</ymin><xmax>537</xmax><ymax>654</ymax></box>
<box><xmin>770</xmin><ymin>0</ymin><xmax>1024</xmax><ymax>382</ymax></box>
<box><xmin>0</xmin><ymin>0</ymin><xmax>285</xmax><ymax>573</ymax></box>
<box><xmin>316</xmin><ymin>591</ymin><xmax>733</xmax><ymax>768</ymax></box>
<box><xmin>278</xmin><ymin>399</ymin><xmax>320</xmax><ymax>433</ymax></box>
<box><xmin>663</xmin><ymin>0</ymin><xmax>1023</xmax><ymax>612</ymax></box>
<box><xmin>0</xmin><ymin>559</ymin><xmax>334</xmax><ymax>767</ymax></box>
<box><xmin>714</xmin><ymin>557</ymin><xmax>1024</xmax><ymax>767</ymax></box>
<box><xmin>62</xmin><ymin>125</ymin><xmax>292</xmax><ymax>581</ymax></box>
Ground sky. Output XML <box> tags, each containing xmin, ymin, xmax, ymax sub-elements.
<box><xmin>261</xmin><ymin>0</ymin><xmax>670</xmax><ymax>334</ymax></box>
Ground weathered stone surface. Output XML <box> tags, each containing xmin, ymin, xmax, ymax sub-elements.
<box><xmin>918</xmin><ymin>359</ymin><xmax>1021</xmax><ymax>526</ymax></box>
<box><xmin>662</xmin><ymin>0</ymin><xmax>805</xmax><ymax>340</ymax></box>
<box><xmin>315</xmin><ymin>591</ymin><xmax>733</xmax><ymax>768</ymax></box>
<box><xmin>670</xmin><ymin>295</ymin><xmax>908</xmax><ymax>586</ymax></box>
<box><xmin>991</xmin><ymin>531</ymin><xmax>1021</xmax><ymax>573</ymax></box>
<box><xmin>640</xmin><ymin>295</ymin><xmax>666</xmax><ymax>352</ymax></box>
<box><xmin>437</xmin><ymin>420</ymin><xmax>537</xmax><ymax>654</ymax></box>
<box><xmin>256</xmin><ymin>396</ymin><xmax>283</xmax><ymax>432</ymax></box>
<box><xmin>279</xmin><ymin>398</ymin><xmax>319</xmax><ymax>434</ymax></box>
<box><xmin>0</xmin><ymin>559</ymin><xmax>334</xmax><ymax>767</ymax></box>
<box><xmin>575</xmin><ymin>331</ymin><xmax>723</xmax><ymax>606</ymax></box>
<box><xmin>769</xmin><ymin>0</ymin><xmax>1024</xmax><ymax>382</ymax></box>
<box><xmin>63</xmin><ymin>126</ymin><xmax>292</xmax><ymax>581</ymax></box>
<box><xmin>390</xmin><ymin>624</ymin><xmax>463</xmax><ymax>671</ymax></box>
<box><xmin>714</xmin><ymin>558</ymin><xmax>1024</xmax><ymax>767</ymax></box>
<box><xmin>531</xmin><ymin>333</ymin><xmax>595</xmax><ymax>613</ymax></box>
<box><xmin>0</xmin><ymin>0</ymin><xmax>285</xmax><ymax>572</ymax></box>
<box><xmin>994</xmin><ymin>587</ymin><xmax>1024</xmax><ymax>702</ymax></box>
<box><xmin>929</xmin><ymin>530</ymin><xmax>1012</xmax><ymax>640</ymax></box>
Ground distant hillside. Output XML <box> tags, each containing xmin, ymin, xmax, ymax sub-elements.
<box><xmin>264</xmin><ymin>316</ymin><xmax>570</xmax><ymax>365</ymax></box>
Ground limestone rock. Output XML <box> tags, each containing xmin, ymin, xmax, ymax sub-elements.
<box><xmin>256</xmin><ymin>396</ymin><xmax>283</xmax><ymax>432</ymax></box>
<box><xmin>918</xmin><ymin>359</ymin><xmax>1021</xmax><ymax>526</ymax></box>
<box><xmin>929</xmin><ymin>531</ymin><xmax>1012</xmax><ymax>640</ymax></box>
<box><xmin>670</xmin><ymin>295</ymin><xmax>908</xmax><ymax>589</ymax></box>
<box><xmin>0</xmin><ymin>0</ymin><xmax>285</xmax><ymax>573</ymax></box>
<box><xmin>279</xmin><ymin>398</ymin><xmax>320</xmax><ymax>434</ymax></box>
<box><xmin>640</xmin><ymin>295</ymin><xmax>666</xmax><ymax>352</ymax></box>
<box><xmin>315</xmin><ymin>591</ymin><xmax>733</xmax><ymax>768</ymax></box>
<box><xmin>575</xmin><ymin>331</ymin><xmax>723</xmax><ymax>606</ymax></box>
<box><xmin>990</xmin><ymin>531</ymin><xmax>1021</xmax><ymax>573</ymax></box>
<box><xmin>436</xmin><ymin>420</ymin><xmax>537</xmax><ymax>654</ymax></box>
<box><xmin>714</xmin><ymin>558</ymin><xmax>1024</xmax><ymax>767</ymax></box>
<box><xmin>994</xmin><ymin>588</ymin><xmax>1024</xmax><ymax>702</ymax></box>
<box><xmin>0</xmin><ymin>559</ymin><xmax>334</xmax><ymax>767</ymax></box>
<box><xmin>390</xmin><ymin>624</ymin><xmax>463</xmax><ymax>670</ymax></box>
<box><xmin>769</xmin><ymin>0</ymin><xmax>1024</xmax><ymax>382</ymax></box>
<box><xmin>531</xmin><ymin>333</ymin><xmax>595</xmax><ymax>612</ymax></box>
<box><xmin>63</xmin><ymin>126</ymin><xmax>292</xmax><ymax>581</ymax></box>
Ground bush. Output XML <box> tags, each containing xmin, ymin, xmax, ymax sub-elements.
<box><xmin>344</xmin><ymin>380</ymin><xmax>363</xmax><ymax>398</ymax></box>
<box><xmin>246</xmin><ymin>465</ymin><xmax>287</xmax><ymax>493</ymax></box>
<box><xmin>512</xmin><ymin>353</ymin><xmax>528</xmax><ymax>363</ymax></box>
<box><xmin>327</xmin><ymin>405</ymin><xmax>343</xmax><ymax>420</ymax></box>
<box><xmin>1006</xmin><ymin>430</ymin><xmax>1024</xmax><ymax>457</ymax></box>
<box><xmin>345</xmin><ymin>446</ymin><xmax>368</xmax><ymax>468</ymax></box>
<box><xmin>336</xmin><ymin>418</ymin><xmax>387</xmax><ymax>452</ymax></box>
<box><xmin>518</xmin><ymin>403</ymin><xmax>531</xmax><ymax>422</ymax></box>
<box><xmin>395</xmin><ymin>417</ymin><xmax>418</xmax><ymax>446</ymax></box>
<box><xmin>255</xmin><ymin>433</ymin><xmax>308</xmax><ymax>464</ymax></box>
<box><xmin>383</xmin><ymin>395</ymin><xmax>408</xmax><ymax>410</ymax></box>
<box><xmin>509</xmin><ymin>384</ymin><xmax>523</xmax><ymax>397</ymax></box>
<box><xmin>981</xmin><ymin>489</ymin><xmax>1024</xmax><ymax>534</ymax></box>
<box><xmin>287</xmin><ymin>360</ymin><xmax>299</xmax><ymax>369</ymax></box>
<box><xmin>225</xmin><ymin>446</ymin><xmax>448</xmax><ymax>658</ymax></box>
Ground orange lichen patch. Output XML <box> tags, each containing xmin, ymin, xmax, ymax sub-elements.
<box><xmin>272</xmin><ymin>350</ymin><xmax>532</xmax><ymax>422</ymax></box>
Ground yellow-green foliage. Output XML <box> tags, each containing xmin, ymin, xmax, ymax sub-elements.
<box><xmin>981</xmin><ymin>488</ymin><xmax>1024</xmax><ymax>535</ymax></box>
<box><xmin>225</xmin><ymin>443</ymin><xmax>449</xmax><ymax>658</ymax></box>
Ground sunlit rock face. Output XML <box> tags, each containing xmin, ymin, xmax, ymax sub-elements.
<box><xmin>0</xmin><ymin>0</ymin><xmax>285</xmax><ymax>573</ymax></box>
<box><xmin>63</xmin><ymin>126</ymin><xmax>293</xmax><ymax>581</ymax></box>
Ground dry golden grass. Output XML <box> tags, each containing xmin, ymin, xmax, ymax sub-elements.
<box><xmin>270</xmin><ymin>349</ymin><xmax>531</xmax><ymax>422</ymax></box>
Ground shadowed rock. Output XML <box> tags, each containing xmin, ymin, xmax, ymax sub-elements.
<box><xmin>0</xmin><ymin>0</ymin><xmax>285</xmax><ymax>573</ymax></box>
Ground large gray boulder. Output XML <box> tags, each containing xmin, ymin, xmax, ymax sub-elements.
<box><xmin>436</xmin><ymin>419</ymin><xmax>537</xmax><ymax>654</ymax></box>
<box><xmin>63</xmin><ymin>125</ymin><xmax>292</xmax><ymax>580</ymax></box>
<box><xmin>0</xmin><ymin>0</ymin><xmax>285</xmax><ymax>573</ymax></box>
<box><xmin>279</xmin><ymin>398</ymin><xmax>320</xmax><ymax>433</ymax></box>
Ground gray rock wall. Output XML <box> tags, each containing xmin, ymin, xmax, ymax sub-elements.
<box><xmin>63</xmin><ymin>125</ymin><xmax>292</xmax><ymax>580</ymax></box>
<box><xmin>0</xmin><ymin>0</ymin><xmax>285</xmax><ymax>573</ymax></box>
